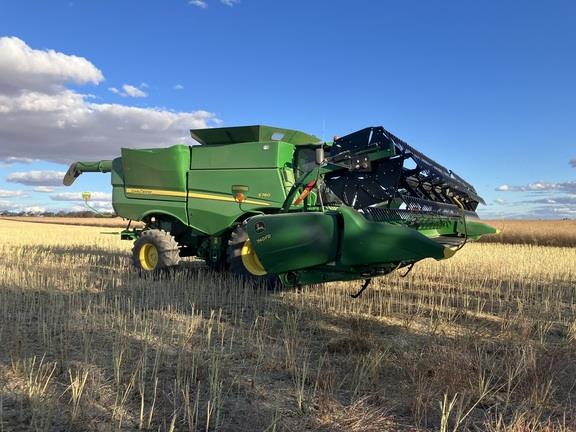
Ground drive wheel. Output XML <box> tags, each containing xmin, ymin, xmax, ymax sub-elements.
<box><xmin>227</xmin><ymin>223</ymin><xmax>277</xmax><ymax>287</ymax></box>
<box><xmin>132</xmin><ymin>229</ymin><xmax>180</xmax><ymax>273</ymax></box>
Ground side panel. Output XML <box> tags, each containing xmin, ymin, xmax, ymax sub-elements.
<box><xmin>186</xmin><ymin>140</ymin><xmax>296</xmax><ymax>235</ymax></box>
<box><xmin>186</xmin><ymin>169</ymin><xmax>286</xmax><ymax>235</ymax></box>
<box><xmin>113</xmin><ymin>192</ymin><xmax>190</xmax><ymax>225</ymax></box>
<box><xmin>110</xmin><ymin>155</ymin><xmax>189</xmax><ymax>225</ymax></box>
<box><xmin>338</xmin><ymin>207</ymin><xmax>446</xmax><ymax>265</ymax></box>
<box><xmin>122</xmin><ymin>145</ymin><xmax>190</xmax><ymax>202</ymax></box>
<box><xmin>247</xmin><ymin>212</ymin><xmax>338</xmax><ymax>274</ymax></box>
<box><xmin>190</xmin><ymin>141</ymin><xmax>294</xmax><ymax>170</ymax></box>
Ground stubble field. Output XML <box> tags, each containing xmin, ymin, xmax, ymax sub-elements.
<box><xmin>0</xmin><ymin>219</ymin><xmax>575</xmax><ymax>431</ymax></box>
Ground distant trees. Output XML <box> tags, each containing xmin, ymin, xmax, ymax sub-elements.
<box><xmin>0</xmin><ymin>210</ymin><xmax>116</xmax><ymax>218</ymax></box>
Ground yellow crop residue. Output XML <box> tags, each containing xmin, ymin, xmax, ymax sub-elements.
<box><xmin>0</xmin><ymin>218</ymin><xmax>575</xmax><ymax>430</ymax></box>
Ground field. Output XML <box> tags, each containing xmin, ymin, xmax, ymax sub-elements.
<box><xmin>2</xmin><ymin>217</ymin><xmax>575</xmax><ymax>248</ymax></box>
<box><xmin>0</xmin><ymin>219</ymin><xmax>575</xmax><ymax>431</ymax></box>
<box><xmin>0</xmin><ymin>216</ymin><xmax>142</xmax><ymax>229</ymax></box>
<box><xmin>480</xmin><ymin>220</ymin><xmax>576</xmax><ymax>248</ymax></box>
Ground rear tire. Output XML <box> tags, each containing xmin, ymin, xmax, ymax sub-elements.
<box><xmin>227</xmin><ymin>222</ymin><xmax>278</xmax><ymax>288</ymax></box>
<box><xmin>132</xmin><ymin>229</ymin><xmax>180</xmax><ymax>273</ymax></box>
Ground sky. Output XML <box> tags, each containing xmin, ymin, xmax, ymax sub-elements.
<box><xmin>0</xmin><ymin>0</ymin><xmax>574</xmax><ymax>218</ymax></box>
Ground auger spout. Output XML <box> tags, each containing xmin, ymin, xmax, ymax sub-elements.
<box><xmin>63</xmin><ymin>160</ymin><xmax>112</xmax><ymax>186</ymax></box>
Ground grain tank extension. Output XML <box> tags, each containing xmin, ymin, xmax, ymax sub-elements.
<box><xmin>63</xmin><ymin>125</ymin><xmax>498</xmax><ymax>287</ymax></box>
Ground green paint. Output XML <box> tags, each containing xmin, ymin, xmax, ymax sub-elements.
<box><xmin>246</xmin><ymin>212</ymin><xmax>338</xmax><ymax>274</ymax></box>
<box><xmin>122</xmin><ymin>145</ymin><xmax>190</xmax><ymax>196</ymax></box>
<box><xmin>191</xmin><ymin>125</ymin><xmax>320</xmax><ymax>146</ymax></box>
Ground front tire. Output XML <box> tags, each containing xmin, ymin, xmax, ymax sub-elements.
<box><xmin>132</xmin><ymin>229</ymin><xmax>180</xmax><ymax>273</ymax></box>
<box><xmin>227</xmin><ymin>223</ymin><xmax>277</xmax><ymax>287</ymax></box>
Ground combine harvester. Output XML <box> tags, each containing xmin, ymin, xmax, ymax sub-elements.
<box><xmin>64</xmin><ymin>125</ymin><xmax>497</xmax><ymax>292</ymax></box>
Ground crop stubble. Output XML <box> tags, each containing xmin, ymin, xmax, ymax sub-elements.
<box><xmin>0</xmin><ymin>219</ymin><xmax>575</xmax><ymax>431</ymax></box>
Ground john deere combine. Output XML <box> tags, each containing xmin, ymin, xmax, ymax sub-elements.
<box><xmin>63</xmin><ymin>125</ymin><xmax>497</xmax><ymax>288</ymax></box>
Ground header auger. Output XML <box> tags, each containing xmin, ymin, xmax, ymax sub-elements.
<box><xmin>64</xmin><ymin>125</ymin><xmax>498</xmax><ymax>289</ymax></box>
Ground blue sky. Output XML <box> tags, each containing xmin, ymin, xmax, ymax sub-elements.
<box><xmin>0</xmin><ymin>0</ymin><xmax>574</xmax><ymax>218</ymax></box>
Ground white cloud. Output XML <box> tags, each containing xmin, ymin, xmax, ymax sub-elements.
<box><xmin>493</xmin><ymin>198</ymin><xmax>506</xmax><ymax>205</ymax></box>
<box><xmin>190</xmin><ymin>0</ymin><xmax>207</xmax><ymax>7</ymax></box>
<box><xmin>0</xmin><ymin>157</ymin><xmax>36</xmax><ymax>167</ymax></box>
<box><xmin>121</xmin><ymin>84</ymin><xmax>147</xmax><ymax>98</ymax></box>
<box><xmin>0</xmin><ymin>37</ymin><xmax>219</xmax><ymax>163</ymax></box>
<box><xmin>6</xmin><ymin>170</ymin><xmax>66</xmax><ymax>186</ymax></box>
<box><xmin>69</xmin><ymin>201</ymin><xmax>113</xmax><ymax>212</ymax></box>
<box><xmin>50</xmin><ymin>191</ymin><xmax>111</xmax><ymax>202</ymax></box>
<box><xmin>221</xmin><ymin>0</ymin><xmax>240</xmax><ymax>5</ymax></box>
<box><xmin>522</xmin><ymin>195</ymin><xmax>576</xmax><ymax>205</ymax></box>
<box><xmin>532</xmin><ymin>205</ymin><xmax>576</xmax><ymax>218</ymax></box>
<box><xmin>108</xmin><ymin>84</ymin><xmax>148</xmax><ymax>98</ymax></box>
<box><xmin>0</xmin><ymin>189</ymin><xmax>27</xmax><ymax>197</ymax></box>
<box><xmin>0</xmin><ymin>36</ymin><xmax>103</xmax><ymax>94</ymax></box>
<box><xmin>173</xmin><ymin>84</ymin><xmax>184</xmax><ymax>90</ymax></box>
<box><xmin>0</xmin><ymin>200</ymin><xmax>17</xmax><ymax>211</ymax></box>
<box><xmin>495</xmin><ymin>181</ymin><xmax>576</xmax><ymax>194</ymax></box>
<box><xmin>0</xmin><ymin>200</ymin><xmax>44</xmax><ymax>214</ymax></box>
<box><xmin>34</xmin><ymin>186</ymin><xmax>56</xmax><ymax>193</ymax></box>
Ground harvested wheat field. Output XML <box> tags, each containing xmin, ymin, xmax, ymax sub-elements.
<box><xmin>0</xmin><ymin>216</ymin><xmax>141</xmax><ymax>229</ymax></box>
<box><xmin>0</xmin><ymin>219</ymin><xmax>575</xmax><ymax>431</ymax></box>
<box><xmin>480</xmin><ymin>220</ymin><xmax>576</xmax><ymax>248</ymax></box>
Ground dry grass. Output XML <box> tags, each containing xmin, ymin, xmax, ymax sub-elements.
<box><xmin>0</xmin><ymin>216</ymin><xmax>142</xmax><ymax>228</ymax></box>
<box><xmin>4</xmin><ymin>217</ymin><xmax>575</xmax><ymax>248</ymax></box>
<box><xmin>0</xmin><ymin>216</ymin><xmax>143</xmax><ymax>228</ymax></box>
<box><xmin>481</xmin><ymin>220</ymin><xmax>576</xmax><ymax>247</ymax></box>
<box><xmin>0</xmin><ymin>219</ymin><xmax>575</xmax><ymax>431</ymax></box>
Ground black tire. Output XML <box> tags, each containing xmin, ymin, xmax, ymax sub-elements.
<box><xmin>132</xmin><ymin>229</ymin><xmax>180</xmax><ymax>273</ymax></box>
<box><xmin>227</xmin><ymin>223</ymin><xmax>278</xmax><ymax>288</ymax></box>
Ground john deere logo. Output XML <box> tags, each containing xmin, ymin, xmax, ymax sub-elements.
<box><xmin>255</xmin><ymin>222</ymin><xmax>266</xmax><ymax>233</ymax></box>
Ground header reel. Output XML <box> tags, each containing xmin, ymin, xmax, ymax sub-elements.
<box><xmin>324</xmin><ymin>127</ymin><xmax>484</xmax><ymax>220</ymax></box>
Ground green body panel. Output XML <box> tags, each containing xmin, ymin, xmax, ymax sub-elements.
<box><xmin>110</xmin><ymin>150</ymin><xmax>190</xmax><ymax>225</ymax></box>
<box><xmin>457</xmin><ymin>220</ymin><xmax>498</xmax><ymax>237</ymax></box>
<box><xmin>247</xmin><ymin>212</ymin><xmax>338</xmax><ymax>274</ymax></box>
<box><xmin>245</xmin><ymin>207</ymin><xmax>448</xmax><ymax>281</ymax></box>
<box><xmin>191</xmin><ymin>125</ymin><xmax>320</xmax><ymax>146</ymax></box>
<box><xmin>337</xmin><ymin>207</ymin><xmax>446</xmax><ymax>264</ymax></box>
<box><xmin>122</xmin><ymin>145</ymin><xmax>190</xmax><ymax>200</ymax></box>
<box><xmin>110</xmin><ymin>140</ymin><xmax>298</xmax><ymax>233</ymax></box>
<box><xmin>112</xmin><ymin>187</ymin><xmax>190</xmax><ymax>226</ymax></box>
<box><xmin>187</xmin><ymin>168</ymin><xmax>287</xmax><ymax>235</ymax></box>
<box><xmin>190</xmin><ymin>141</ymin><xmax>294</xmax><ymax>170</ymax></box>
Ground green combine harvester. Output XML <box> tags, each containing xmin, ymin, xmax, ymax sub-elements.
<box><xmin>63</xmin><ymin>125</ymin><xmax>497</xmax><ymax>291</ymax></box>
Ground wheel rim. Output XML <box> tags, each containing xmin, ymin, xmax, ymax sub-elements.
<box><xmin>139</xmin><ymin>243</ymin><xmax>159</xmax><ymax>270</ymax></box>
<box><xmin>240</xmin><ymin>239</ymin><xmax>267</xmax><ymax>276</ymax></box>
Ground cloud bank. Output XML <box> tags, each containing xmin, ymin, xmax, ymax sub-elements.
<box><xmin>0</xmin><ymin>37</ymin><xmax>219</xmax><ymax>164</ymax></box>
<box><xmin>6</xmin><ymin>170</ymin><xmax>66</xmax><ymax>186</ymax></box>
<box><xmin>495</xmin><ymin>181</ymin><xmax>576</xmax><ymax>194</ymax></box>
<box><xmin>491</xmin><ymin>179</ymin><xmax>576</xmax><ymax>219</ymax></box>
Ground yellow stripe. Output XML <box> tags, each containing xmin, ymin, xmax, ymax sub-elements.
<box><xmin>125</xmin><ymin>187</ymin><xmax>271</xmax><ymax>206</ymax></box>
<box><xmin>189</xmin><ymin>191</ymin><xmax>270</xmax><ymax>206</ymax></box>
<box><xmin>126</xmin><ymin>187</ymin><xmax>187</xmax><ymax>197</ymax></box>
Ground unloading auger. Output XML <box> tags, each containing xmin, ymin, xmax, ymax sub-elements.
<box><xmin>63</xmin><ymin>125</ymin><xmax>498</xmax><ymax>288</ymax></box>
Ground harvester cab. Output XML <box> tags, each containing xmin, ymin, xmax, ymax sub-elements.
<box><xmin>63</xmin><ymin>124</ymin><xmax>498</xmax><ymax>288</ymax></box>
